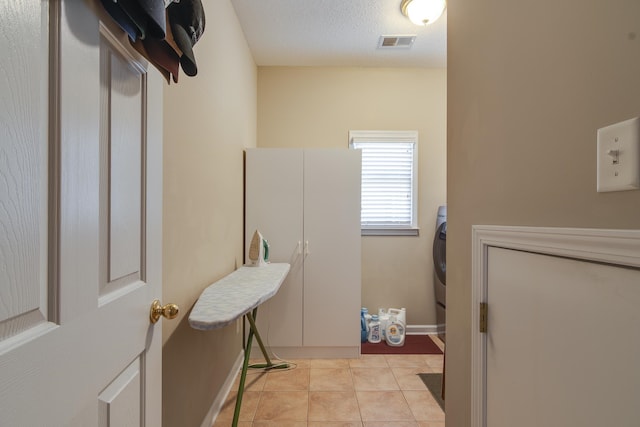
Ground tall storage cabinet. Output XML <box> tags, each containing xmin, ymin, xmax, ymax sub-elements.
<box><xmin>245</xmin><ymin>148</ymin><xmax>361</xmax><ymax>358</ymax></box>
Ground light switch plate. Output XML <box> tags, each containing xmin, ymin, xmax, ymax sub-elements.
<box><xmin>597</xmin><ymin>117</ymin><xmax>640</xmax><ymax>192</ymax></box>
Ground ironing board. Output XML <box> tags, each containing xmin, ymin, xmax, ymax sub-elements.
<box><xmin>189</xmin><ymin>262</ymin><xmax>290</xmax><ymax>427</ymax></box>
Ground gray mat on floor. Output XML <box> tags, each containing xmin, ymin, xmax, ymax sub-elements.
<box><xmin>418</xmin><ymin>373</ymin><xmax>444</xmax><ymax>411</ymax></box>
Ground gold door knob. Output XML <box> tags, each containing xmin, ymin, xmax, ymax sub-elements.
<box><xmin>150</xmin><ymin>300</ymin><xmax>179</xmax><ymax>323</ymax></box>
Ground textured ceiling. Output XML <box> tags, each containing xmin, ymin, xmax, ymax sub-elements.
<box><xmin>230</xmin><ymin>0</ymin><xmax>447</xmax><ymax>68</ymax></box>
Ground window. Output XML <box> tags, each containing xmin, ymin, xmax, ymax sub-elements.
<box><xmin>349</xmin><ymin>130</ymin><xmax>418</xmax><ymax>236</ymax></box>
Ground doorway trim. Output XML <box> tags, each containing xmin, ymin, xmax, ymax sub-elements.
<box><xmin>471</xmin><ymin>225</ymin><xmax>640</xmax><ymax>427</ymax></box>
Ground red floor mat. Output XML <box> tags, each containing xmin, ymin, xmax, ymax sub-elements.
<box><xmin>361</xmin><ymin>334</ymin><xmax>443</xmax><ymax>354</ymax></box>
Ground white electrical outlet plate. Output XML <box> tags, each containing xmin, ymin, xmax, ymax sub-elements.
<box><xmin>597</xmin><ymin>117</ymin><xmax>640</xmax><ymax>192</ymax></box>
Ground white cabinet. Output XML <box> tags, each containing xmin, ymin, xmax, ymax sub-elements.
<box><xmin>245</xmin><ymin>148</ymin><xmax>361</xmax><ymax>358</ymax></box>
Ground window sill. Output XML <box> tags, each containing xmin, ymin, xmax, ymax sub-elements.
<box><xmin>361</xmin><ymin>228</ymin><xmax>420</xmax><ymax>237</ymax></box>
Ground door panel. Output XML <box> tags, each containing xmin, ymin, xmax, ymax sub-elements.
<box><xmin>0</xmin><ymin>1</ymin><xmax>163</xmax><ymax>425</ymax></box>
<box><xmin>487</xmin><ymin>247</ymin><xmax>640</xmax><ymax>427</ymax></box>
<box><xmin>0</xmin><ymin>0</ymin><xmax>49</xmax><ymax>341</ymax></box>
<box><xmin>303</xmin><ymin>149</ymin><xmax>361</xmax><ymax>347</ymax></box>
<box><xmin>245</xmin><ymin>149</ymin><xmax>304</xmax><ymax>347</ymax></box>
<box><xmin>99</xmin><ymin>357</ymin><xmax>142</xmax><ymax>427</ymax></box>
<box><xmin>100</xmin><ymin>36</ymin><xmax>145</xmax><ymax>300</ymax></box>
<box><xmin>107</xmin><ymin>45</ymin><xmax>143</xmax><ymax>284</ymax></box>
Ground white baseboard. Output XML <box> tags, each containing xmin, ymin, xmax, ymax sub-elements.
<box><xmin>406</xmin><ymin>324</ymin><xmax>441</xmax><ymax>335</ymax></box>
<box><xmin>199</xmin><ymin>349</ymin><xmax>244</xmax><ymax>427</ymax></box>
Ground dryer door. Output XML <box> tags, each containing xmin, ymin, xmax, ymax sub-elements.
<box><xmin>433</xmin><ymin>222</ymin><xmax>447</xmax><ymax>285</ymax></box>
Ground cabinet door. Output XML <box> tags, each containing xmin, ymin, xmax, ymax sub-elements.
<box><xmin>245</xmin><ymin>149</ymin><xmax>304</xmax><ymax>346</ymax></box>
<box><xmin>303</xmin><ymin>149</ymin><xmax>362</xmax><ymax>347</ymax></box>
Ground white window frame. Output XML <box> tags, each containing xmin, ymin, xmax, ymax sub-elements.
<box><xmin>349</xmin><ymin>130</ymin><xmax>419</xmax><ymax>236</ymax></box>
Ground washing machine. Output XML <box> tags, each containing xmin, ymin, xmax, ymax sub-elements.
<box><xmin>433</xmin><ymin>205</ymin><xmax>447</xmax><ymax>342</ymax></box>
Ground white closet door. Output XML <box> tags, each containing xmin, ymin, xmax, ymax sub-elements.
<box><xmin>303</xmin><ymin>149</ymin><xmax>361</xmax><ymax>347</ymax></box>
<box><xmin>245</xmin><ymin>149</ymin><xmax>304</xmax><ymax>346</ymax></box>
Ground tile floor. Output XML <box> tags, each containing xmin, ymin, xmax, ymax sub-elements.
<box><xmin>213</xmin><ymin>337</ymin><xmax>445</xmax><ymax>427</ymax></box>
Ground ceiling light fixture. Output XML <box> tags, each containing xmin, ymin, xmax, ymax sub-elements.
<box><xmin>400</xmin><ymin>0</ymin><xmax>446</xmax><ymax>26</ymax></box>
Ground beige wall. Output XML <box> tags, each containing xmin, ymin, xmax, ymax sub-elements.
<box><xmin>447</xmin><ymin>1</ymin><xmax>640</xmax><ymax>426</ymax></box>
<box><xmin>257</xmin><ymin>67</ymin><xmax>447</xmax><ymax>325</ymax></box>
<box><xmin>162</xmin><ymin>1</ymin><xmax>257</xmax><ymax>426</ymax></box>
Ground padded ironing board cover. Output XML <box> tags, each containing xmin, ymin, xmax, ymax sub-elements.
<box><xmin>188</xmin><ymin>263</ymin><xmax>290</xmax><ymax>331</ymax></box>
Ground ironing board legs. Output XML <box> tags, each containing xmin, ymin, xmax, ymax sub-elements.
<box><xmin>232</xmin><ymin>308</ymin><xmax>273</xmax><ymax>427</ymax></box>
<box><xmin>246</xmin><ymin>311</ymin><xmax>272</xmax><ymax>366</ymax></box>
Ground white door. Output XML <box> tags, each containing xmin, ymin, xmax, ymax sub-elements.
<box><xmin>0</xmin><ymin>1</ymin><xmax>165</xmax><ymax>425</ymax></box>
<box><xmin>486</xmin><ymin>247</ymin><xmax>640</xmax><ymax>427</ymax></box>
<box><xmin>303</xmin><ymin>149</ymin><xmax>361</xmax><ymax>347</ymax></box>
<box><xmin>244</xmin><ymin>148</ymin><xmax>304</xmax><ymax>347</ymax></box>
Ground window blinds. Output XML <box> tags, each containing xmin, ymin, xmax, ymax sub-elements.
<box><xmin>350</xmin><ymin>141</ymin><xmax>415</xmax><ymax>227</ymax></box>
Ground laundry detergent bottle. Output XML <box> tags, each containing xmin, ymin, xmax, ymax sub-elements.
<box><xmin>361</xmin><ymin>308</ymin><xmax>369</xmax><ymax>343</ymax></box>
<box><xmin>385</xmin><ymin>316</ymin><xmax>406</xmax><ymax>347</ymax></box>
<box><xmin>378</xmin><ymin>308</ymin><xmax>390</xmax><ymax>341</ymax></box>
<box><xmin>387</xmin><ymin>308</ymin><xmax>406</xmax><ymax>325</ymax></box>
<box><xmin>367</xmin><ymin>315</ymin><xmax>381</xmax><ymax>343</ymax></box>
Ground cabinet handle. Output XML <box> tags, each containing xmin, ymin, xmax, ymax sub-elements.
<box><xmin>304</xmin><ymin>240</ymin><xmax>310</xmax><ymax>257</ymax></box>
<box><xmin>291</xmin><ymin>241</ymin><xmax>303</xmax><ymax>264</ymax></box>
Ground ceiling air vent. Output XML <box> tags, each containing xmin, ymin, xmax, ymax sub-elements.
<box><xmin>378</xmin><ymin>35</ymin><xmax>416</xmax><ymax>49</ymax></box>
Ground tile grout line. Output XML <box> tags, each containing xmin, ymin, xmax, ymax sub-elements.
<box><xmin>348</xmin><ymin>363</ymin><xmax>365</xmax><ymax>424</ymax></box>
